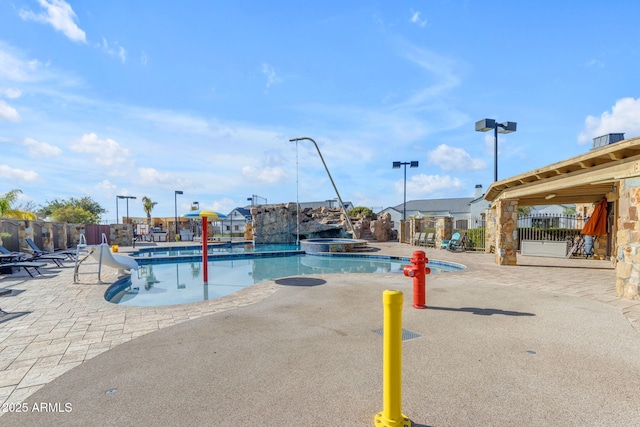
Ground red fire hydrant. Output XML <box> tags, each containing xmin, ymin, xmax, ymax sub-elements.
<box><xmin>403</xmin><ymin>250</ymin><xmax>431</xmax><ymax>309</ymax></box>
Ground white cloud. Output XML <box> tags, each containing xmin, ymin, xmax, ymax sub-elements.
<box><xmin>0</xmin><ymin>43</ymin><xmax>68</xmax><ymax>85</ymax></box>
<box><xmin>409</xmin><ymin>10</ymin><xmax>427</xmax><ymax>27</ymax></box>
<box><xmin>209</xmin><ymin>198</ymin><xmax>236</xmax><ymax>213</ymax></box>
<box><xmin>400</xmin><ymin>173</ymin><xmax>464</xmax><ymax>197</ymax></box>
<box><xmin>241</xmin><ymin>165</ymin><xmax>288</xmax><ymax>184</ymax></box>
<box><xmin>95</xmin><ymin>179</ymin><xmax>118</xmax><ymax>193</ymax></box>
<box><xmin>427</xmin><ymin>144</ymin><xmax>486</xmax><ymax>172</ymax></box>
<box><xmin>137</xmin><ymin>167</ymin><xmax>190</xmax><ymax>189</ymax></box>
<box><xmin>393</xmin><ymin>45</ymin><xmax>462</xmax><ymax>110</ymax></box>
<box><xmin>70</xmin><ymin>133</ymin><xmax>131</xmax><ymax>167</ymax></box>
<box><xmin>19</xmin><ymin>0</ymin><xmax>86</xmax><ymax>44</ymax></box>
<box><xmin>585</xmin><ymin>59</ymin><xmax>604</xmax><ymax>68</ymax></box>
<box><xmin>22</xmin><ymin>137</ymin><xmax>63</xmax><ymax>157</ymax></box>
<box><xmin>2</xmin><ymin>88</ymin><xmax>22</xmax><ymax>98</ymax></box>
<box><xmin>0</xmin><ymin>100</ymin><xmax>20</xmax><ymax>121</ymax></box>
<box><xmin>141</xmin><ymin>52</ymin><xmax>148</xmax><ymax>66</ymax></box>
<box><xmin>0</xmin><ymin>165</ymin><xmax>39</xmax><ymax>181</ymax></box>
<box><xmin>97</xmin><ymin>38</ymin><xmax>127</xmax><ymax>63</ymax></box>
<box><xmin>261</xmin><ymin>63</ymin><xmax>283</xmax><ymax>90</ymax></box>
<box><xmin>578</xmin><ymin>98</ymin><xmax>640</xmax><ymax>144</ymax></box>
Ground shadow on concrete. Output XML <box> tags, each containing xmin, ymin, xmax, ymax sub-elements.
<box><xmin>0</xmin><ymin>310</ymin><xmax>30</xmax><ymax>324</ymax></box>
<box><xmin>517</xmin><ymin>263</ymin><xmax>614</xmax><ymax>270</ymax></box>
<box><xmin>0</xmin><ymin>289</ymin><xmax>25</xmax><ymax>297</ymax></box>
<box><xmin>275</xmin><ymin>277</ymin><xmax>327</xmax><ymax>287</ymax></box>
<box><xmin>428</xmin><ymin>306</ymin><xmax>535</xmax><ymax>316</ymax></box>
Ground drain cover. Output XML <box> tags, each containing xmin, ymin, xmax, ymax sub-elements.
<box><xmin>373</xmin><ymin>328</ymin><xmax>421</xmax><ymax>341</ymax></box>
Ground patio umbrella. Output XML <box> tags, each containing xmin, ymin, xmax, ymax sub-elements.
<box><xmin>181</xmin><ymin>209</ymin><xmax>227</xmax><ymax>285</ymax></box>
<box><xmin>180</xmin><ymin>209</ymin><xmax>227</xmax><ymax>219</ymax></box>
<box><xmin>581</xmin><ymin>198</ymin><xmax>608</xmax><ymax>236</ymax></box>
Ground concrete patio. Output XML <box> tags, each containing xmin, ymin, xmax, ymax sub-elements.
<box><xmin>0</xmin><ymin>242</ymin><xmax>639</xmax><ymax>426</ymax></box>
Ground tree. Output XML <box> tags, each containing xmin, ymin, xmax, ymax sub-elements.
<box><xmin>50</xmin><ymin>206</ymin><xmax>97</xmax><ymax>224</ymax></box>
<box><xmin>348</xmin><ymin>206</ymin><xmax>375</xmax><ymax>219</ymax></box>
<box><xmin>39</xmin><ymin>196</ymin><xmax>106</xmax><ymax>224</ymax></box>
<box><xmin>518</xmin><ymin>206</ymin><xmax>532</xmax><ymax>216</ymax></box>
<box><xmin>142</xmin><ymin>196</ymin><xmax>157</xmax><ymax>226</ymax></box>
<box><xmin>0</xmin><ymin>189</ymin><xmax>37</xmax><ymax>220</ymax></box>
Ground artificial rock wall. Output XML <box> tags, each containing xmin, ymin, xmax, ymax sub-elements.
<box><xmin>250</xmin><ymin>204</ymin><xmax>393</xmax><ymax>244</ymax></box>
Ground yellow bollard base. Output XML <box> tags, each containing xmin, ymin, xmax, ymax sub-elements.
<box><xmin>374</xmin><ymin>412</ymin><xmax>412</xmax><ymax>427</ymax></box>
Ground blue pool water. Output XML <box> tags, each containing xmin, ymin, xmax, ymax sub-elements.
<box><xmin>106</xmin><ymin>254</ymin><xmax>464</xmax><ymax>307</ymax></box>
<box><xmin>131</xmin><ymin>243</ymin><xmax>299</xmax><ymax>258</ymax></box>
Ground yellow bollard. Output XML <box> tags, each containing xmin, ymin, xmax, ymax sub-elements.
<box><xmin>111</xmin><ymin>245</ymin><xmax>119</xmax><ymax>252</ymax></box>
<box><xmin>374</xmin><ymin>290</ymin><xmax>412</xmax><ymax>427</ymax></box>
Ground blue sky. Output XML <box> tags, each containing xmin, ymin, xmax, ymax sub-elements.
<box><xmin>1</xmin><ymin>0</ymin><xmax>639</xmax><ymax>222</ymax></box>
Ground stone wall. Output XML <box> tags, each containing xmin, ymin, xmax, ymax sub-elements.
<box><xmin>0</xmin><ymin>220</ymin><xmax>146</xmax><ymax>250</ymax></box>
<box><xmin>616</xmin><ymin>178</ymin><xmax>640</xmax><ymax>300</ymax></box>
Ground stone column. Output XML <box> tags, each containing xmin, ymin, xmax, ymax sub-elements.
<box><xmin>435</xmin><ymin>217</ymin><xmax>453</xmax><ymax>248</ymax></box>
<box><xmin>485</xmin><ymin>207</ymin><xmax>495</xmax><ymax>254</ymax></box>
<box><xmin>615</xmin><ymin>179</ymin><xmax>640</xmax><ymax>300</ymax></box>
<box><xmin>493</xmin><ymin>199</ymin><xmax>518</xmax><ymax>265</ymax></box>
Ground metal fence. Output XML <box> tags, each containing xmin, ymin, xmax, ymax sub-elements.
<box><xmin>517</xmin><ymin>214</ymin><xmax>585</xmax><ymax>256</ymax></box>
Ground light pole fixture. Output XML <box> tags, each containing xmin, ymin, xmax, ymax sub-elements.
<box><xmin>175</xmin><ymin>190</ymin><xmax>183</xmax><ymax>239</ymax></box>
<box><xmin>475</xmin><ymin>118</ymin><xmax>517</xmax><ymax>182</ymax></box>
<box><xmin>117</xmin><ymin>195</ymin><xmax>136</xmax><ymax>244</ymax></box>
<box><xmin>392</xmin><ymin>161</ymin><xmax>419</xmax><ymax>221</ymax></box>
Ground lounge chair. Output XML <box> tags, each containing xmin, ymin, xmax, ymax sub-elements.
<box><xmin>0</xmin><ymin>261</ymin><xmax>47</xmax><ymax>277</ymax></box>
<box><xmin>446</xmin><ymin>232</ymin><xmax>466</xmax><ymax>252</ymax></box>
<box><xmin>0</xmin><ymin>246</ymin><xmax>25</xmax><ymax>257</ymax></box>
<box><xmin>24</xmin><ymin>238</ymin><xmax>75</xmax><ymax>261</ymax></box>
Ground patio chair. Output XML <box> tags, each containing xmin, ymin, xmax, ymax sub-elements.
<box><xmin>440</xmin><ymin>232</ymin><xmax>460</xmax><ymax>250</ymax></box>
<box><xmin>425</xmin><ymin>232</ymin><xmax>436</xmax><ymax>248</ymax></box>
<box><xmin>24</xmin><ymin>238</ymin><xmax>75</xmax><ymax>261</ymax></box>
<box><xmin>446</xmin><ymin>232</ymin><xmax>466</xmax><ymax>252</ymax></box>
<box><xmin>412</xmin><ymin>232</ymin><xmax>424</xmax><ymax>246</ymax></box>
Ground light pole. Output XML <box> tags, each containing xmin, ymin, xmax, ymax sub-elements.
<box><xmin>475</xmin><ymin>118</ymin><xmax>517</xmax><ymax>182</ymax></box>
<box><xmin>175</xmin><ymin>190</ymin><xmax>183</xmax><ymax>240</ymax></box>
<box><xmin>115</xmin><ymin>196</ymin><xmax>119</xmax><ymax>224</ymax></box>
<box><xmin>392</xmin><ymin>161</ymin><xmax>418</xmax><ymax>221</ymax></box>
<box><xmin>117</xmin><ymin>196</ymin><xmax>136</xmax><ymax>244</ymax></box>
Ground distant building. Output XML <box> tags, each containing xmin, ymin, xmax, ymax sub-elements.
<box><xmin>380</xmin><ymin>185</ymin><xmax>490</xmax><ymax>232</ymax></box>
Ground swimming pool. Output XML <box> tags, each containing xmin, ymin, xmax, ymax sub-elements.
<box><xmin>105</xmin><ymin>253</ymin><xmax>464</xmax><ymax>307</ymax></box>
<box><xmin>131</xmin><ymin>243</ymin><xmax>300</xmax><ymax>259</ymax></box>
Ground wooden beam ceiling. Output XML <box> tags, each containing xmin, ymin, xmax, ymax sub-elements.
<box><xmin>485</xmin><ymin>136</ymin><xmax>640</xmax><ymax>205</ymax></box>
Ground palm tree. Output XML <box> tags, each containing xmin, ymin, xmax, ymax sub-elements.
<box><xmin>141</xmin><ymin>196</ymin><xmax>157</xmax><ymax>227</ymax></box>
<box><xmin>0</xmin><ymin>189</ymin><xmax>37</xmax><ymax>220</ymax></box>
